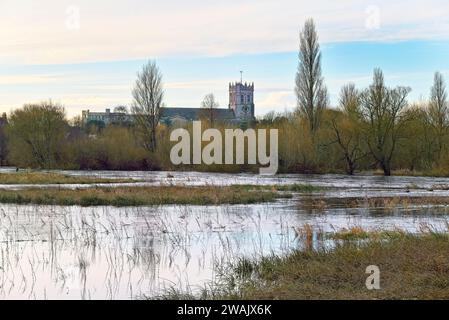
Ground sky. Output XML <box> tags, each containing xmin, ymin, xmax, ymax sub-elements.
<box><xmin>1</xmin><ymin>0</ymin><xmax>449</xmax><ymax>118</ymax></box>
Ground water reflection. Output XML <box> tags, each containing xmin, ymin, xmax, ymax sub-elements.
<box><xmin>0</xmin><ymin>198</ymin><xmax>447</xmax><ymax>300</ymax></box>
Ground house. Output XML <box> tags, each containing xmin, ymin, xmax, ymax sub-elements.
<box><xmin>82</xmin><ymin>108</ymin><xmax>133</xmax><ymax>127</ymax></box>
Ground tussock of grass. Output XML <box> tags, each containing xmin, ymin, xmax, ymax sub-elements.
<box><xmin>0</xmin><ymin>172</ymin><xmax>135</xmax><ymax>184</ymax></box>
<box><xmin>231</xmin><ymin>184</ymin><xmax>321</xmax><ymax>193</ymax></box>
<box><xmin>0</xmin><ymin>185</ymin><xmax>284</xmax><ymax>207</ymax></box>
<box><xmin>328</xmin><ymin>227</ymin><xmax>407</xmax><ymax>241</ymax></box>
<box><xmin>209</xmin><ymin>231</ymin><xmax>449</xmax><ymax>300</ymax></box>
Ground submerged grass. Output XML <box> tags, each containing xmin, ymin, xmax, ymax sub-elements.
<box><xmin>0</xmin><ymin>185</ymin><xmax>291</xmax><ymax>206</ymax></box>
<box><xmin>231</xmin><ymin>184</ymin><xmax>322</xmax><ymax>193</ymax></box>
<box><xmin>166</xmin><ymin>230</ymin><xmax>449</xmax><ymax>300</ymax></box>
<box><xmin>0</xmin><ymin>172</ymin><xmax>136</xmax><ymax>184</ymax></box>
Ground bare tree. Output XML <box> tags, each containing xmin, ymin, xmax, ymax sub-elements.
<box><xmin>295</xmin><ymin>18</ymin><xmax>328</xmax><ymax>132</ymax></box>
<box><xmin>428</xmin><ymin>72</ymin><xmax>448</xmax><ymax>157</ymax></box>
<box><xmin>131</xmin><ymin>61</ymin><xmax>164</xmax><ymax>152</ymax></box>
<box><xmin>113</xmin><ymin>105</ymin><xmax>129</xmax><ymax>125</ymax></box>
<box><xmin>200</xmin><ymin>93</ymin><xmax>219</xmax><ymax>126</ymax></box>
<box><xmin>360</xmin><ymin>69</ymin><xmax>411</xmax><ymax>176</ymax></box>
<box><xmin>339</xmin><ymin>83</ymin><xmax>360</xmax><ymax>116</ymax></box>
<box><xmin>331</xmin><ymin>84</ymin><xmax>366</xmax><ymax>175</ymax></box>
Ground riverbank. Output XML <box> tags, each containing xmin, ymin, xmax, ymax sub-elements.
<box><xmin>163</xmin><ymin>230</ymin><xmax>449</xmax><ymax>300</ymax></box>
<box><xmin>0</xmin><ymin>184</ymin><xmax>313</xmax><ymax>206</ymax></box>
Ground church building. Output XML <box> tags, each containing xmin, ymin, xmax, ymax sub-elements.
<box><xmin>82</xmin><ymin>79</ymin><xmax>255</xmax><ymax>127</ymax></box>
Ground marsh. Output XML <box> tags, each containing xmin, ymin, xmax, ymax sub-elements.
<box><xmin>0</xmin><ymin>169</ymin><xmax>449</xmax><ymax>299</ymax></box>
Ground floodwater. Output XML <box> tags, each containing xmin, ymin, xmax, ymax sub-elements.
<box><xmin>2</xmin><ymin>169</ymin><xmax>449</xmax><ymax>197</ymax></box>
<box><xmin>0</xmin><ymin>169</ymin><xmax>449</xmax><ymax>299</ymax></box>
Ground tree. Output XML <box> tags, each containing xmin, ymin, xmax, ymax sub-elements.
<box><xmin>428</xmin><ymin>72</ymin><xmax>448</xmax><ymax>158</ymax></box>
<box><xmin>200</xmin><ymin>93</ymin><xmax>219</xmax><ymax>126</ymax></box>
<box><xmin>360</xmin><ymin>69</ymin><xmax>411</xmax><ymax>176</ymax></box>
<box><xmin>295</xmin><ymin>18</ymin><xmax>328</xmax><ymax>132</ymax></box>
<box><xmin>113</xmin><ymin>105</ymin><xmax>129</xmax><ymax>125</ymax></box>
<box><xmin>331</xmin><ymin>84</ymin><xmax>366</xmax><ymax>175</ymax></box>
<box><xmin>259</xmin><ymin>111</ymin><xmax>289</xmax><ymax>126</ymax></box>
<box><xmin>114</xmin><ymin>105</ymin><xmax>128</xmax><ymax>114</ymax></box>
<box><xmin>0</xmin><ymin>113</ymin><xmax>8</xmax><ymax>165</ymax></box>
<box><xmin>70</xmin><ymin>115</ymin><xmax>84</xmax><ymax>128</ymax></box>
<box><xmin>7</xmin><ymin>101</ymin><xmax>68</xmax><ymax>168</ymax></box>
<box><xmin>86</xmin><ymin>120</ymin><xmax>105</xmax><ymax>134</ymax></box>
<box><xmin>399</xmin><ymin>104</ymin><xmax>433</xmax><ymax>171</ymax></box>
<box><xmin>339</xmin><ymin>83</ymin><xmax>361</xmax><ymax>116</ymax></box>
<box><xmin>132</xmin><ymin>61</ymin><xmax>164</xmax><ymax>152</ymax></box>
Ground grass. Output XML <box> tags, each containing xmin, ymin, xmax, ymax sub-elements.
<box><xmin>296</xmin><ymin>195</ymin><xmax>449</xmax><ymax>213</ymax></box>
<box><xmin>179</xmin><ymin>230</ymin><xmax>449</xmax><ymax>300</ymax></box>
<box><xmin>327</xmin><ymin>227</ymin><xmax>407</xmax><ymax>241</ymax></box>
<box><xmin>231</xmin><ymin>184</ymin><xmax>322</xmax><ymax>193</ymax></box>
<box><xmin>0</xmin><ymin>185</ymin><xmax>299</xmax><ymax>206</ymax></box>
<box><xmin>0</xmin><ymin>172</ymin><xmax>136</xmax><ymax>184</ymax></box>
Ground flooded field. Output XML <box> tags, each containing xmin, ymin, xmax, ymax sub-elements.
<box><xmin>0</xmin><ymin>169</ymin><xmax>449</xmax><ymax>299</ymax></box>
<box><xmin>3</xmin><ymin>168</ymin><xmax>449</xmax><ymax>198</ymax></box>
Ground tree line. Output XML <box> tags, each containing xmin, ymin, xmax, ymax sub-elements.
<box><xmin>289</xmin><ymin>19</ymin><xmax>449</xmax><ymax>176</ymax></box>
<box><xmin>0</xmin><ymin>19</ymin><xmax>448</xmax><ymax>176</ymax></box>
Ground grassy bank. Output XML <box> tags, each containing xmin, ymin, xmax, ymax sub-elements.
<box><xmin>0</xmin><ymin>172</ymin><xmax>136</xmax><ymax>184</ymax></box>
<box><xmin>0</xmin><ymin>184</ymin><xmax>310</xmax><ymax>206</ymax></box>
<box><xmin>168</xmin><ymin>230</ymin><xmax>449</xmax><ymax>300</ymax></box>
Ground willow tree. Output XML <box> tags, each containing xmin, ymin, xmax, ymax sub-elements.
<box><xmin>295</xmin><ymin>18</ymin><xmax>328</xmax><ymax>133</ymax></box>
<box><xmin>7</xmin><ymin>102</ymin><xmax>68</xmax><ymax>168</ymax></box>
<box><xmin>360</xmin><ymin>69</ymin><xmax>411</xmax><ymax>176</ymax></box>
<box><xmin>132</xmin><ymin>61</ymin><xmax>164</xmax><ymax>152</ymax></box>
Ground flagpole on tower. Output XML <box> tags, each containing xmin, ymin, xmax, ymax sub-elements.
<box><xmin>240</xmin><ymin>71</ymin><xmax>243</xmax><ymax>83</ymax></box>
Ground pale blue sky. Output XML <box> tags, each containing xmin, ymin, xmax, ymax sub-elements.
<box><xmin>1</xmin><ymin>0</ymin><xmax>449</xmax><ymax>118</ymax></box>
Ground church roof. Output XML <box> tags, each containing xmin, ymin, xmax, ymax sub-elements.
<box><xmin>160</xmin><ymin>107</ymin><xmax>235</xmax><ymax>121</ymax></box>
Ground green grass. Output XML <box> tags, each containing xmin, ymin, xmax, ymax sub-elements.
<box><xmin>0</xmin><ymin>185</ymin><xmax>291</xmax><ymax>207</ymax></box>
<box><xmin>0</xmin><ymin>172</ymin><xmax>136</xmax><ymax>184</ymax></box>
<box><xmin>168</xmin><ymin>231</ymin><xmax>449</xmax><ymax>300</ymax></box>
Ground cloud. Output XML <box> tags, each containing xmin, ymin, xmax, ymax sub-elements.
<box><xmin>165</xmin><ymin>79</ymin><xmax>227</xmax><ymax>90</ymax></box>
<box><xmin>0</xmin><ymin>74</ymin><xmax>61</xmax><ymax>85</ymax></box>
<box><xmin>256</xmin><ymin>90</ymin><xmax>296</xmax><ymax>115</ymax></box>
<box><xmin>1</xmin><ymin>0</ymin><xmax>448</xmax><ymax>64</ymax></box>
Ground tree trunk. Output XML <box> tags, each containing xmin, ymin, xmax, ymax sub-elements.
<box><xmin>345</xmin><ymin>157</ymin><xmax>355</xmax><ymax>175</ymax></box>
<box><xmin>380</xmin><ymin>161</ymin><xmax>391</xmax><ymax>176</ymax></box>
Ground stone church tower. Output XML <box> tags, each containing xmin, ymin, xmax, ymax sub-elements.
<box><xmin>228</xmin><ymin>81</ymin><xmax>255</xmax><ymax>121</ymax></box>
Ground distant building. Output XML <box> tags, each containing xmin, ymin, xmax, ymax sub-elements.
<box><xmin>81</xmin><ymin>80</ymin><xmax>255</xmax><ymax>127</ymax></box>
<box><xmin>229</xmin><ymin>82</ymin><xmax>255</xmax><ymax>120</ymax></box>
<box><xmin>159</xmin><ymin>107</ymin><xmax>236</xmax><ymax>127</ymax></box>
<box><xmin>81</xmin><ymin>108</ymin><xmax>133</xmax><ymax>126</ymax></box>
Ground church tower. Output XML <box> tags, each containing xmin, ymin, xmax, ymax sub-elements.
<box><xmin>228</xmin><ymin>78</ymin><xmax>255</xmax><ymax>121</ymax></box>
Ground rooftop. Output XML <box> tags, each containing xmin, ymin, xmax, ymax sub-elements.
<box><xmin>160</xmin><ymin>107</ymin><xmax>235</xmax><ymax>121</ymax></box>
